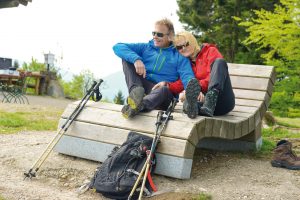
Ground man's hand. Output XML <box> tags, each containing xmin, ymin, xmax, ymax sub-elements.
<box><xmin>152</xmin><ymin>81</ymin><xmax>167</xmax><ymax>90</ymax></box>
<box><xmin>134</xmin><ymin>60</ymin><xmax>146</xmax><ymax>78</ymax></box>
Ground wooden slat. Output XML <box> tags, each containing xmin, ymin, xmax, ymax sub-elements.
<box><xmin>233</xmin><ymin>89</ymin><xmax>268</xmax><ymax>101</ymax></box>
<box><xmin>73</xmin><ymin>101</ymin><xmax>202</xmax><ymax>123</ymax></box>
<box><xmin>235</xmin><ymin>98</ymin><xmax>263</xmax><ymax>107</ymax></box>
<box><xmin>61</xmin><ymin>106</ymin><xmax>197</xmax><ymax>141</ymax></box>
<box><xmin>59</xmin><ymin>119</ymin><xmax>195</xmax><ymax>159</ymax></box>
<box><xmin>231</xmin><ymin>76</ymin><xmax>271</xmax><ymax>91</ymax></box>
<box><xmin>233</xmin><ymin>105</ymin><xmax>258</xmax><ymax>114</ymax></box>
<box><xmin>228</xmin><ymin>63</ymin><xmax>274</xmax><ymax>78</ymax></box>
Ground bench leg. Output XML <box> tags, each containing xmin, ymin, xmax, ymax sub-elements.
<box><xmin>238</xmin><ymin>121</ymin><xmax>262</xmax><ymax>150</ymax></box>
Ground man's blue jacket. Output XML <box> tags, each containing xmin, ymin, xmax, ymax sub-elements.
<box><xmin>113</xmin><ymin>40</ymin><xmax>194</xmax><ymax>90</ymax></box>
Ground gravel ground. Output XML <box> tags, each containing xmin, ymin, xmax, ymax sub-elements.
<box><xmin>0</xmin><ymin>96</ymin><xmax>300</xmax><ymax>200</ymax></box>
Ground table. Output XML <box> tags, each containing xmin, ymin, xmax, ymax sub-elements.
<box><xmin>0</xmin><ymin>71</ymin><xmax>29</xmax><ymax>104</ymax></box>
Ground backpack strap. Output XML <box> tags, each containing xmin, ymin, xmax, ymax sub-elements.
<box><xmin>147</xmin><ymin>170</ymin><xmax>157</xmax><ymax>192</ymax></box>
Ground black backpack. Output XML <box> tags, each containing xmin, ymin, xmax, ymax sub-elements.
<box><xmin>89</xmin><ymin>131</ymin><xmax>155</xmax><ymax>200</ymax></box>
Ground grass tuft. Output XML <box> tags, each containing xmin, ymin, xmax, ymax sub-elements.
<box><xmin>0</xmin><ymin>107</ymin><xmax>62</xmax><ymax>134</ymax></box>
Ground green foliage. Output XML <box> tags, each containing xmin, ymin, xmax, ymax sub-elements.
<box><xmin>22</xmin><ymin>57</ymin><xmax>46</xmax><ymax>72</ymax></box>
<box><xmin>113</xmin><ymin>90</ymin><xmax>125</xmax><ymax>105</ymax></box>
<box><xmin>239</xmin><ymin>0</ymin><xmax>300</xmax><ymax>117</ymax></box>
<box><xmin>275</xmin><ymin>117</ymin><xmax>300</xmax><ymax>128</ymax></box>
<box><xmin>0</xmin><ymin>109</ymin><xmax>62</xmax><ymax>134</ymax></box>
<box><xmin>176</xmin><ymin>0</ymin><xmax>279</xmax><ymax>63</ymax></box>
<box><xmin>60</xmin><ymin>70</ymin><xmax>95</xmax><ymax>100</ymax></box>
<box><xmin>194</xmin><ymin>193</ymin><xmax>212</xmax><ymax>200</ymax></box>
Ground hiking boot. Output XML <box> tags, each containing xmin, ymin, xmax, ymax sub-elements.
<box><xmin>121</xmin><ymin>103</ymin><xmax>144</xmax><ymax>119</ymax></box>
<box><xmin>199</xmin><ymin>88</ymin><xmax>219</xmax><ymax>117</ymax></box>
<box><xmin>271</xmin><ymin>140</ymin><xmax>300</xmax><ymax>170</ymax></box>
<box><xmin>127</xmin><ymin>86</ymin><xmax>145</xmax><ymax>110</ymax></box>
<box><xmin>185</xmin><ymin>78</ymin><xmax>201</xmax><ymax>119</ymax></box>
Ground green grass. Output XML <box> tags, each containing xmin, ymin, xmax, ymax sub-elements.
<box><xmin>0</xmin><ymin>109</ymin><xmax>62</xmax><ymax>134</ymax></box>
<box><xmin>0</xmin><ymin>194</ymin><xmax>5</xmax><ymax>200</ymax></box>
<box><xmin>257</xmin><ymin>127</ymin><xmax>300</xmax><ymax>157</ymax></box>
<box><xmin>275</xmin><ymin>117</ymin><xmax>300</xmax><ymax>128</ymax></box>
<box><xmin>194</xmin><ymin>193</ymin><xmax>212</xmax><ymax>200</ymax></box>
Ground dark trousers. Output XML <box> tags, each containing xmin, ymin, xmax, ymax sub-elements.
<box><xmin>208</xmin><ymin>58</ymin><xmax>235</xmax><ymax>115</ymax></box>
<box><xmin>122</xmin><ymin>60</ymin><xmax>174</xmax><ymax>111</ymax></box>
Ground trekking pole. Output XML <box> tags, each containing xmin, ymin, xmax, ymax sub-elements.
<box><xmin>128</xmin><ymin>98</ymin><xmax>177</xmax><ymax>200</ymax></box>
<box><xmin>24</xmin><ymin>79</ymin><xmax>103</xmax><ymax>180</ymax></box>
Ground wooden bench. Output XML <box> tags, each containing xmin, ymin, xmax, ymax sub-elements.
<box><xmin>54</xmin><ymin>63</ymin><xmax>275</xmax><ymax>179</ymax></box>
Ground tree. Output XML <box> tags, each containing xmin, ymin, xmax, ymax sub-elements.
<box><xmin>239</xmin><ymin>0</ymin><xmax>300</xmax><ymax>117</ymax></box>
<box><xmin>176</xmin><ymin>0</ymin><xmax>279</xmax><ymax>63</ymax></box>
<box><xmin>113</xmin><ymin>90</ymin><xmax>125</xmax><ymax>105</ymax></box>
<box><xmin>22</xmin><ymin>57</ymin><xmax>46</xmax><ymax>72</ymax></box>
<box><xmin>60</xmin><ymin>70</ymin><xmax>95</xmax><ymax>100</ymax></box>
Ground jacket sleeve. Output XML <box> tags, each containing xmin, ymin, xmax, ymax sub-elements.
<box><xmin>168</xmin><ymin>79</ymin><xmax>184</xmax><ymax>94</ymax></box>
<box><xmin>112</xmin><ymin>43</ymin><xmax>147</xmax><ymax>64</ymax></box>
<box><xmin>201</xmin><ymin>47</ymin><xmax>223</xmax><ymax>93</ymax></box>
<box><xmin>176</xmin><ymin>56</ymin><xmax>195</xmax><ymax>89</ymax></box>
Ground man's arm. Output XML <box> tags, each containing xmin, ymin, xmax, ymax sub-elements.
<box><xmin>112</xmin><ymin>43</ymin><xmax>146</xmax><ymax>64</ymax></box>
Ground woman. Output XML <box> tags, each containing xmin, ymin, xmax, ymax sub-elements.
<box><xmin>169</xmin><ymin>31</ymin><xmax>235</xmax><ymax>117</ymax></box>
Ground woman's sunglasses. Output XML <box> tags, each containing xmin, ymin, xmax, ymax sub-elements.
<box><xmin>176</xmin><ymin>42</ymin><xmax>189</xmax><ymax>50</ymax></box>
<box><xmin>152</xmin><ymin>31</ymin><xmax>169</xmax><ymax>38</ymax></box>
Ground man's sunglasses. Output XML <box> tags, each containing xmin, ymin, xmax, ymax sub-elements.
<box><xmin>152</xmin><ymin>31</ymin><xmax>169</xmax><ymax>38</ymax></box>
<box><xmin>176</xmin><ymin>42</ymin><xmax>190</xmax><ymax>50</ymax></box>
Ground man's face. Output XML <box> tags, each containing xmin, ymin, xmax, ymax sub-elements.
<box><xmin>152</xmin><ymin>24</ymin><xmax>171</xmax><ymax>48</ymax></box>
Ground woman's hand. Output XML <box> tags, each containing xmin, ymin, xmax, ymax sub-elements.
<box><xmin>134</xmin><ymin>60</ymin><xmax>146</xmax><ymax>78</ymax></box>
<box><xmin>179</xmin><ymin>91</ymin><xmax>186</xmax><ymax>102</ymax></box>
<box><xmin>152</xmin><ymin>81</ymin><xmax>167</xmax><ymax>90</ymax></box>
<box><xmin>198</xmin><ymin>92</ymin><xmax>205</xmax><ymax>103</ymax></box>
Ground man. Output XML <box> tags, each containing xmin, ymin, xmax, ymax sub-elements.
<box><xmin>113</xmin><ymin>18</ymin><xmax>200</xmax><ymax>119</ymax></box>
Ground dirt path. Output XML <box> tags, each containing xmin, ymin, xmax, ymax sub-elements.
<box><xmin>1</xmin><ymin>131</ymin><xmax>299</xmax><ymax>200</ymax></box>
<box><xmin>0</xmin><ymin>97</ymin><xmax>300</xmax><ymax>200</ymax></box>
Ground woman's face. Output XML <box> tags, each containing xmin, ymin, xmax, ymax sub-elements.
<box><xmin>175</xmin><ymin>37</ymin><xmax>193</xmax><ymax>58</ymax></box>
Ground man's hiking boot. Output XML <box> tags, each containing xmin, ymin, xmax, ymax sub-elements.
<box><xmin>185</xmin><ymin>78</ymin><xmax>201</xmax><ymax>119</ymax></box>
<box><xmin>122</xmin><ymin>86</ymin><xmax>144</xmax><ymax>119</ymax></box>
<box><xmin>127</xmin><ymin>86</ymin><xmax>144</xmax><ymax>110</ymax></box>
<box><xmin>271</xmin><ymin>140</ymin><xmax>300</xmax><ymax>170</ymax></box>
<box><xmin>121</xmin><ymin>103</ymin><xmax>144</xmax><ymax>119</ymax></box>
<box><xmin>199</xmin><ymin>88</ymin><xmax>219</xmax><ymax>117</ymax></box>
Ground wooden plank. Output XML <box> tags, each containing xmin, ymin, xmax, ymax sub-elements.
<box><xmin>59</xmin><ymin>119</ymin><xmax>195</xmax><ymax>158</ymax></box>
<box><xmin>235</xmin><ymin>98</ymin><xmax>263</xmax><ymax>107</ymax></box>
<box><xmin>231</xmin><ymin>76</ymin><xmax>270</xmax><ymax>91</ymax></box>
<box><xmin>228</xmin><ymin>63</ymin><xmax>274</xmax><ymax>78</ymax></box>
<box><xmin>233</xmin><ymin>89</ymin><xmax>268</xmax><ymax>101</ymax></box>
<box><xmin>233</xmin><ymin>105</ymin><xmax>258</xmax><ymax>113</ymax></box>
<box><xmin>61</xmin><ymin>106</ymin><xmax>195</xmax><ymax>141</ymax></box>
<box><xmin>197</xmin><ymin>119</ymin><xmax>206</xmax><ymax>139</ymax></box>
<box><xmin>204</xmin><ymin>118</ymin><xmax>214</xmax><ymax>137</ymax></box>
<box><xmin>71</xmin><ymin>101</ymin><xmax>201</xmax><ymax>123</ymax></box>
<box><xmin>212</xmin><ymin>119</ymin><xmax>222</xmax><ymax>138</ymax></box>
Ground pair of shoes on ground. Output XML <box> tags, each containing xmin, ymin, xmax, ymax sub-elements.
<box><xmin>121</xmin><ymin>86</ymin><xmax>144</xmax><ymax>119</ymax></box>
<box><xmin>271</xmin><ymin>140</ymin><xmax>300</xmax><ymax>170</ymax></box>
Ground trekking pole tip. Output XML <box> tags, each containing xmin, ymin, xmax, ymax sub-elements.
<box><xmin>23</xmin><ymin>170</ymin><xmax>36</xmax><ymax>180</ymax></box>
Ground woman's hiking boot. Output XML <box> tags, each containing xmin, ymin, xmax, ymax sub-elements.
<box><xmin>185</xmin><ymin>78</ymin><xmax>201</xmax><ymax>119</ymax></box>
<box><xmin>121</xmin><ymin>86</ymin><xmax>144</xmax><ymax>119</ymax></box>
<box><xmin>199</xmin><ymin>88</ymin><xmax>219</xmax><ymax>117</ymax></box>
<box><xmin>271</xmin><ymin>140</ymin><xmax>300</xmax><ymax>170</ymax></box>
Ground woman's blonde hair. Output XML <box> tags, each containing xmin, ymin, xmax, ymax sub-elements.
<box><xmin>174</xmin><ymin>31</ymin><xmax>200</xmax><ymax>59</ymax></box>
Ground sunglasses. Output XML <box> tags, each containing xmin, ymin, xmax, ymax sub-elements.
<box><xmin>152</xmin><ymin>31</ymin><xmax>169</xmax><ymax>38</ymax></box>
<box><xmin>176</xmin><ymin>42</ymin><xmax>190</xmax><ymax>50</ymax></box>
